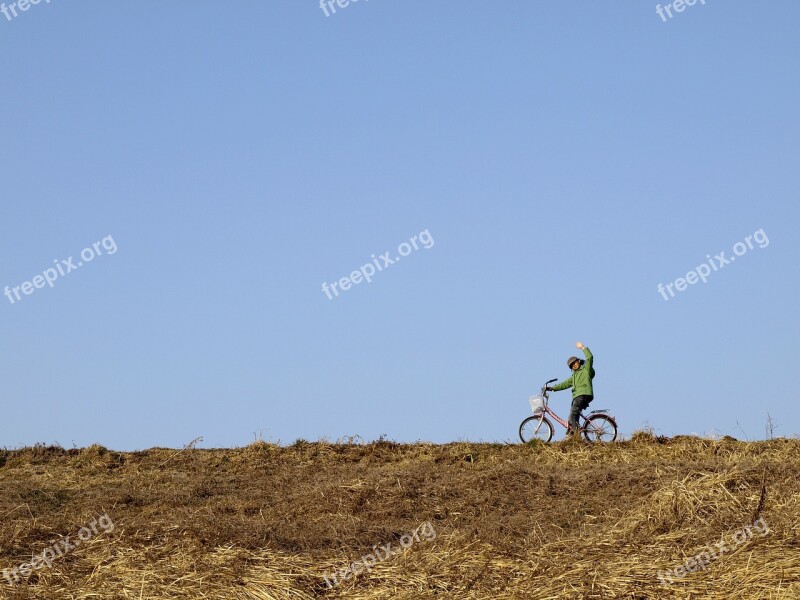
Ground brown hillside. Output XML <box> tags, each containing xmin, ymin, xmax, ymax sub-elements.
<box><xmin>0</xmin><ymin>437</ymin><xmax>798</xmax><ymax>599</ymax></box>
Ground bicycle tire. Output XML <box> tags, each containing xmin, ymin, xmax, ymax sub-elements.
<box><xmin>582</xmin><ymin>414</ymin><xmax>617</xmax><ymax>442</ymax></box>
<box><xmin>519</xmin><ymin>415</ymin><xmax>554</xmax><ymax>443</ymax></box>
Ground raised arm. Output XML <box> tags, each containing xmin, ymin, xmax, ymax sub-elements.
<box><xmin>576</xmin><ymin>342</ymin><xmax>592</xmax><ymax>368</ymax></box>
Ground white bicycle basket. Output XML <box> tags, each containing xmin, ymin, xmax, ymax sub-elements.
<box><xmin>529</xmin><ymin>395</ymin><xmax>545</xmax><ymax>414</ymax></box>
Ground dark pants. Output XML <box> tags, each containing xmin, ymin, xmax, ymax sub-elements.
<box><xmin>568</xmin><ymin>395</ymin><xmax>593</xmax><ymax>434</ymax></box>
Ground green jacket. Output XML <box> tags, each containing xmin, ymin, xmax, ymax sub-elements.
<box><xmin>552</xmin><ymin>347</ymin><xmax>595</xmax><ymax>399</ymax></box>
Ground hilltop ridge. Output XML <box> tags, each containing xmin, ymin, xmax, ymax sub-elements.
<box><xmin>0</xmin><ymin>436</ymin><xmax>798</xmax><ymax>598</ymax></box>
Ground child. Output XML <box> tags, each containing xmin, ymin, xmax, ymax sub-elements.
<box><xmin>547</xmin><ymin>342</ymin><xmax>595</xmax><ymax>439</ymax></box>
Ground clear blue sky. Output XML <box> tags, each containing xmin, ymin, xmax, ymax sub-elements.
<box><xmin>2</xmin><ymin>1</ymin><xmax>798</xmax><ymax>449</ymax></box>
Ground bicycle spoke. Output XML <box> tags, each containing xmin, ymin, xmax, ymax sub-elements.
<box><xmin>520</xmin><ymin>415</ymin><xmax>553</xmax><ymax>443</ymax></box>
<box><xmin>583</xmin><ymin>415</ymin><xmax>616</xmax><ymax>442</ymax></box>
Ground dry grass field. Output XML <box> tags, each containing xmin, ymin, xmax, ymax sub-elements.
<box><xmin>1</xmin><ymin>435</ymin><xmax>798</xmax><ymax>599</ymax></box>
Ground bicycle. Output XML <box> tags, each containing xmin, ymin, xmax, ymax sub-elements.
<box><xmin>518</xmin><ymin>378</ymin><xmax>618</xmax><ymax>443</ymax></box>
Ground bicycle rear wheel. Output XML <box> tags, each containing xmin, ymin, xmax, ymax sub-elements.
<box><xmin>519</xmin><ymin>415</ymin><xmax>553</xmax><ymax>443</ymax></box>
<box><xmin>582</xmin><ymin>414</ymin><xmax>617</xmax><ymax>442</ymax></box>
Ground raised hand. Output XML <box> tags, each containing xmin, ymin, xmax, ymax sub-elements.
<box><xmin>576</xmin><ymin>342</ymin><xmax>585</xmax><ymax>349</ymax></box>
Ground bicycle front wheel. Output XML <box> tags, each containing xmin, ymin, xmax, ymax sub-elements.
<box><xmin>582</xmin><ymin>414</ymin><xmax>617</xmax><ymax>442</ymax></box>
<box><xmin>519</xmin><ymin>415</ymin><xmax>553</xmax><ymax>443</ymax></box>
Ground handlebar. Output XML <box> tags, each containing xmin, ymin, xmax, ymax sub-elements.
<box><xmin>540</xmin><ymin>378</ymin><xmax>558</xmax><ymax>398</ymax></box>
